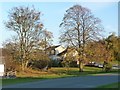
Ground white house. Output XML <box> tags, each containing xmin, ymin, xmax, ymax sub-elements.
<box><xmin>46</xmin><ymin>45</ymin><xmax>81</xmax><ymax>67</ymax></box>
<box><xmin>46</xmin><ymin>45</ymin><xmax>66</xmax><ymax>61</ymax></box>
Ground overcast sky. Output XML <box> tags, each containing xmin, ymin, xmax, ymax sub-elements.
<box><xmin>0</xmin><ymin>1</ymin><xmax>118</xmax><ymax>48</ymax></box>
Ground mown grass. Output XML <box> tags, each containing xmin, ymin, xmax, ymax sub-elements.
<box><xmin>2</xmin><ymin>66</ymin><xmax>119</xmax><ymax>86</ymax></box>
<box><xmin>1</xmin><ymin>77</ymin><xmax>44</xmax><ymax>86</ymax></box>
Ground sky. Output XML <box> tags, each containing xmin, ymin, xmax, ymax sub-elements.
<box><xmin>0</xmin><ymin>1</ymin><xmax>118</xmax><ymax>48</ymax></box>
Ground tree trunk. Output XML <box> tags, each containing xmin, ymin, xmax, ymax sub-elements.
<box><xmin>21</xmin><ymin>61</ymin><xmax>25</xmax><ymax>71</ymax></box>
<box><xmin>79</xmin><ymin>61</ymin><xmax>83</xmax><ymax>72</ymax></box>
<box><xmin>25</xmin><ymin>60</ymin><xmax>29</xmax><ymax>68</ymax></box>
<box><xmin>21</xmin><ymin>61</ymin><xmax>28</xmax><ymax>72</ymax></box>
<box><xmin>78</xmin><ymin>57</ymin><xmax>84</xmax><ymax>72</ymax></box>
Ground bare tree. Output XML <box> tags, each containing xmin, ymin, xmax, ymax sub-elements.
<box><xmin>5</xmin><ymin>6</ymin><xmax>44</xmax><ymax>71</ymax></box>
<box><xmin>59</xmin><ymin>5</ymin><xmax>103</xmax><ymax>72</ymax></box>
<box><xmin>39</xmin><ymin>29</ymin><xmax>53</xmax><ymax>53</ymax></box>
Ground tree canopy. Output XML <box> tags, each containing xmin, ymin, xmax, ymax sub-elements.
<box><xmin>5</xmin><ymin>6</ymin><xmax>53</xmax><ymax>71</ymax></box>
<box><xmin>59</xmin><ymin>5</ymin><xmax>103</xmax><ymax>72</ymax></box>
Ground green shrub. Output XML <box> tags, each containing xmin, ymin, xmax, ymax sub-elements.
<box><xmin>28</xmin><ymin>51</ymin><xmax>50</xmax><ymax>70</ymax></box>
<box><xmin>51</xmin><ymin>60</ymin><xmax>62</xmax><ymax>67</ymax></box>
<box><xmin>69</xmin><ymin>61</ymin><xmax>78</xmax><ymax>67</ymax></box>
<box><xmin>103</xmin><ymin>63</ymin><xmax>112</xmax><ymax>72</ymax></box>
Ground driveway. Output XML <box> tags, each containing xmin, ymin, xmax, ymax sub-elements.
<box><xmin>2</xmin><ymin>74</ymin><xmax>119</xmax><ymax>88</ymax></box>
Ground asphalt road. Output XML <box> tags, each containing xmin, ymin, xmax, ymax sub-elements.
<box><xmin>2</xmin><ymin>74</ymin><xmax>119</xmax><ymax>88</ymax></box>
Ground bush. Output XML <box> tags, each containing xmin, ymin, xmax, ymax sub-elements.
<box><xmin>51</xmin><ymin>60</ymin><xmax>62</xmax><ymax>67</ymax></box>
<box><xmin>28</xmin><ymin>51</ymin><xmax>51</xmax><ymax>70</ymax></box>
<box><xmin>31</xmin><ymin>59</ymin><xmax>49</xmax><ymax>70</ymax></box>
<box><xmin>69</xmin><ymin>61</ymin><xmax>78</xmax><ymax>67</ymax></box>
<box><xmin>103</xmin><ymin>63</ymin><xmax>112</xmax><ymax>72</ymax></box>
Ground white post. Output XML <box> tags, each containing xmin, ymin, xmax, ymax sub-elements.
<box><xmin>0</xmin><ymin>64</ymin><xmax>4</xmax><ymax>77</ymax></box>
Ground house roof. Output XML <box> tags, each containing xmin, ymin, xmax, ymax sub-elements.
<box><xmin>57</xmin><ymin>47</ymin><xmax>68</xmax><ymax>56</ymax></box>
<box><xmin>57</xmin><ymin>47</ymin><xmax>77</xmax><ymax>56</ymax></box>
<box><xmin>45</xmin><ymin>45</ymin><xmax>60</xmax><ymax>50</ymax></box>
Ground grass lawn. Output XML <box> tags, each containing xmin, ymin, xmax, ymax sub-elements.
<box><xmin>2</xmin><ymin>66</ymin><xmax>119</xmax><ymax>86</ymax></box>
<box><xmin>97</xmin><ymin>82</ymin><xmax>120</xmax><ymax>88</ymax></box>
<box><xmin>1</xmin><ymin>77</ymin><xmax>44</xmax><ymax>86</ymax></box>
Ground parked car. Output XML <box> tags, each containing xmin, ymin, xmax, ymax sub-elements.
<box><xmin>85</xmin><ymin>61</ymin><xmax>95</xmax><ymax>67</ymax></box>
<box><xmin>98</xmin><ymin>64</ymin><xmax>103</xmax><ymax>68</ymax></box>
<box><xmin>112</xmin><ymin>65</ymin><xmax>120</xmax><ymax>70</ymax></box>
<box><xmin>94</xmin><ymin>62</ymin><xmax>99</xmax><ymax>67</ymax></box>
<box><xmin>85</xmin><ymin>62</ymin><xmax>103</xmax><ymax>68</ymax></box>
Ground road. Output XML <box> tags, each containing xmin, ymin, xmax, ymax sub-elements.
<box><xmin>2</xmin><ymin>74</ymin><xmax>119</xmax><ymax>88</ymax></box>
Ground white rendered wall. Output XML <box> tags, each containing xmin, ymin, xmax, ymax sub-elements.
<box><xmin>0</xmin><ymin>64</ymin><xmax>4</xmax><ymax>76</ymax></box>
